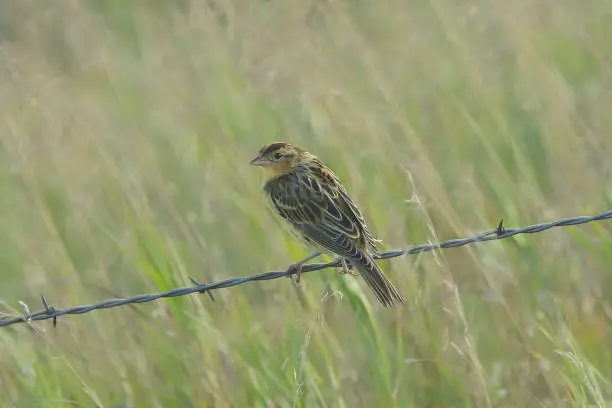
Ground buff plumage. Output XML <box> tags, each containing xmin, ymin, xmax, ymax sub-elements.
<box><xmin>250</xmin><ymin>142</ymin><xmax>405</xmax><ymax>307</ymax></box>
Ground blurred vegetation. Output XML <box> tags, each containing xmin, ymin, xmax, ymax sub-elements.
<box><xmin>0</xmin><ymin>0</ymin><xmax>611</xmax><ymax>407</ymax></box>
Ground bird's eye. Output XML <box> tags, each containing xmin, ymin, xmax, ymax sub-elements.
<box><xmin>273</xmin><ymin>153</ymin><xmax>283</xmax><ymax>160</ymax></box>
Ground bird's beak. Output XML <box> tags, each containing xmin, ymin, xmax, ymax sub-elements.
<box><xmin>249</xmin><ymin>154</ymin><xmax>269</xmax><ymax>166</ymax></box>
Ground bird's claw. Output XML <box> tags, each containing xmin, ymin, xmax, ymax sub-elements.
<box><xmin>336</xmin><ymin>258</ymin><xmax>358</xmax><ymax>276</ymax></box>
<box><xmin>287</xmin><ymin>262</ymin><xmax>304</xmax><ymax>287</ymax></box>
<box><xmin>285</xmin><ymin>251</ymin><xmax>322</xmax><ymax>287</ymax></box>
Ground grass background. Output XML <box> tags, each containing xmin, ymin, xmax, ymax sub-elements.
<box><xmin>0</xmin><ymin>1</ymin><xmax>611</xmax><ymax>407</ymax></box>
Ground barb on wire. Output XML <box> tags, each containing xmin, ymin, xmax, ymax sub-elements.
<box><xmin>1</xmin><ymin>209</ymin><xmax>611</xmax><ymax>328</ymax></box>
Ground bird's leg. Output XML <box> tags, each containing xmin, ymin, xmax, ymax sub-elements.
<box><xmin>287</xmin><ymin>251</ymin><xmax>322</xmax><ymax>284</ymax></box>
<box><xmin>336</xmin><ymin>258</ymin><xmax>358</xmax><ymax>276</ymax></box>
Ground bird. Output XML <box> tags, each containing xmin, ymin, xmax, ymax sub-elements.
<box><xmin>250</xmin><ymin>142</ymin><xmax>405</xmax><ymax>307</ymax></box>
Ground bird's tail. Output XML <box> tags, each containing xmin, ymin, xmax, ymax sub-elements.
<box><xmin>349</xmin><ymin>251</ymin><xmax>405</xmax><ymax>307</ymax></box>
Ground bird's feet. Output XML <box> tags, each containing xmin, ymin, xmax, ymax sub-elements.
<box><xmin>336</xmin><ymin>258</ymin><xmax>358</xmax><ymax>276</ymax></box>
<box><xmin>286</xmin><ymin>251</ymin><xmax>322</xmax><ymax>285</ymax></box>
<box><xmin>287</xmin><ymin>262</ymin><xmax>305</xmax><ymax>286</ymax></box>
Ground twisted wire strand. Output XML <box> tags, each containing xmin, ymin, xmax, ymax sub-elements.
<box><xmin>1</xmin><ymin>209</ymin><xmax>611</xmax><ymax>328</ymax></box>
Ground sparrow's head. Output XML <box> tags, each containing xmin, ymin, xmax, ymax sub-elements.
<box><xmin>250</xmin><ymin>142</ymin><xmax>311</xmax><ymax>175</ymax></box>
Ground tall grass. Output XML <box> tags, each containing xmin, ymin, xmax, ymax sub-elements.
<box><xmin>0</xmin><ymin>1</ymin><xmax>611</xmax><ymax>406</ymax></box>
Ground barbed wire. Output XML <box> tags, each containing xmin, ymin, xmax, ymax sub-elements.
<box><xmin>1</xmin><ymin>209</ymin><xmax>611</xmax><ymax>328</ymax></box>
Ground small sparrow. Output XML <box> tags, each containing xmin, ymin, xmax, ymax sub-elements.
<box><xmin>250</xmin><ymin>142</ymin><xmax>405</xmax><ymax>307</ymax></box>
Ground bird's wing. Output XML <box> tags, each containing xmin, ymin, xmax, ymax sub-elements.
<box><xmin>307</xmin><ymin>162</ymin><xmax>380</xmax><ymax>252</ymax></box>
<box><xmin>335</xmin><ymin>183</ymin><xmax>381</xmax><ymax>253</ymax></box>
<box><xmin>265</xmin><ymin>171</ymin><xmax>368</xmax><ymax>258</ymax></box>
